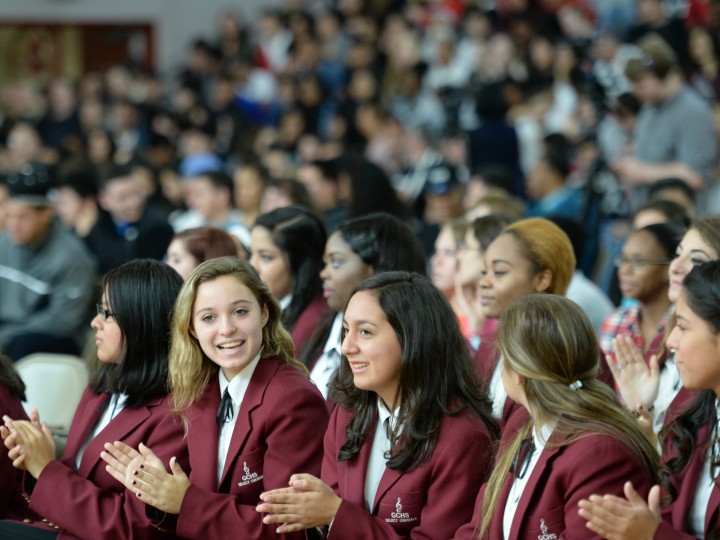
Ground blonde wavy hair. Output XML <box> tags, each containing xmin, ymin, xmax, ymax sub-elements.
<box><xmin>502</xmin><ymin>217</ymin><xmax>575</xmax><ymax>295</ymax></box>
<box><xmin>477</xmin><ymin>295</ymin><xmax>659</xmax><ymax>538</ymax></box>
<box><xmin>169</xmin><ymin>256</ymin><xmax>306</xmax><ymax>426</ymax></box>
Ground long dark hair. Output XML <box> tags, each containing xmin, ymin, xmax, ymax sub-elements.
<box><xmin>0</xmin><ymin>354</ymin><xmax>25</xmax><ymax>401</ymax></box>
<box><xmin>253</xmin><ymin>206</ymin><xmax>326</xmax><ymax>330</ymax></box>
<box><xmin>661</xmin><ymin>261</ymin><xmax>720</xmax><ymax>505</ymax></box>
<box><xmin>331</xmin><ymin>272</ymin><xmax>499</xmax><ymax>471</ymax></box>
<box><xmin>90</xmin><ymin>259</ymin><xmax>183</xmax><ymax>408</ymax></box>
<box><xmin>298</xmin><ymin>213</ymin><xmax>427</xmax><ymax>367</ymax></box>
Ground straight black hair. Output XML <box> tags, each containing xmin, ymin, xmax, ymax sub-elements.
<box><xmin>0</xmin><ymin>354</ymin><xmax>25</xmax><ymax>401</ymax></box>
<box><xmin>90</xmin><ymin>259</ymin><xmax>183</xmax><ymax>408</ymax></box>
<box><xmin>254</xmin><ymin>206</ymin><xmax>327</xmax><ymax>330</ymax></box>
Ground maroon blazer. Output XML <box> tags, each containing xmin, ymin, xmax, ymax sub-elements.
<box><xmin>455</xmin><ymin>432</ymin><xmax>654</xmax><ymax>540</ymax></box>
<box><xmin>175</xmin><ymin>357</ymin><xmax>329</xmax><ymax>540</ymax></box>
<box><xmin>7</xmin><ymin>388</ymin><xmax>188</xmax><ymax>540</ymax></box>
<box><xmin>322</xmin><ymin>404</ymin><xmax>495</xmax><ymax>539</ymax></box>
<box><xmin>0</xmin><ymin>382</ymin><xmax>28</xmax><ymax>518</ymax></box>
<box><xmin>290</xmin><ymin>295</ymin><xmax>329</xmax><ymax>356</ymax></box>
<box><xmin>654</xmin><ymin>390</ymin><xmax>717</xmax><ymax>539</ymax></box>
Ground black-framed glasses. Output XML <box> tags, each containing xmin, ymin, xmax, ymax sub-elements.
<box><xmin>510</xmin><ymin>438</ymin><xmax>536</xmax><ymax>479</ymax></box>
<box><xmin>613</xmin><ymin>256</ymin><xmax>672</xmax><ymax>271</ymax></box>
<box><xmin>96</xmin><ymin>303</ymin><xmax>114</xmax><ymax>321</ymax></box>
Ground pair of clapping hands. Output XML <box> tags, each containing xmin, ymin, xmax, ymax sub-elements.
<box><xmin>102</xmin><ymin>443</ymin><xmax>341</xmax><ymax>533</ymax></box>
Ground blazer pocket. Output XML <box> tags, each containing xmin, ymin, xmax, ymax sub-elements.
<box><xmin>523</xmin><ymin>505</ymin><xmax>564</xmax><ymax>539</ymax></box>
<box><xmin>378</xmin><ymin>491</ymin><xmax>424</xmax><ymax>535</ymax></box>
<box><xmin>229</xmin><ymin>448</ymin><xmax>265</xmax><ymax>501</ymax></box>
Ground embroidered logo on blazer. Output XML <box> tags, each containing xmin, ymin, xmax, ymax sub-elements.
<box><xmin>237</xmin><ymin>461</ymin><xmax>263</xmax><ymax>487</ymax></box>
<box><xmin>385</xmin><ymin>497</ymin><xmax>417</xmax><ymax>524</ymax></box>
<box><xmin>537</xmin><ymin>519</ymin><xmax>558</xmax><ymax>540</ymax></box>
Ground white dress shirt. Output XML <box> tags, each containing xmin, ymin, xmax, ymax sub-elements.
<box><xmin>310</xmin><ymin>312</ymin><xmax>344</xmax><ymax>399</ymax></box>
<box><xmin>217</xmin><ymin>353</ymin><xmax>261</xmax><ymax>483</ymax></box>
<box><xmin>364</xmin><ymin>399</ymin><xmax>399</xmax><ymax>512</ymax></box>
<box><xmin>489</xmin><ymin>357</ymin><xmax>508</xmax><ymax>420</ymax></box>
<box><xmin>503</xmin><ymin>422</ymin><xmax>555</xmax><ymax>539</ymax></box>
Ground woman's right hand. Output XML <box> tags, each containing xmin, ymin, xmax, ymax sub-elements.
<box><xmin>607</xmin><ymin>336</ymin><xmax>660</xmax><ymax>411</ymax></box>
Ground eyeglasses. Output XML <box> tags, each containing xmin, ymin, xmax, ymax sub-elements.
<box><xmin>96</xmin><ymin>303</ymin><xmax>114</xmax><ymax>321</ymax></box>
<box><xmin>613</xmin><ymin>257</ymin><xmax>672</xmax><ymax>271</ymax></box>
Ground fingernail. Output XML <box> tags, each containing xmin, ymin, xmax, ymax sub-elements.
<box><xmin>133</xmin><ymin>471</ymin><xmax>138</xmax><ymax>476</ymax></box>
<box><xmin>140</xmin><ymin>464</ymin><xmax>144</xmax><ymax>469</ymax></box>
<box><xmin>132</xmin><ymin>480</ymin><xmax>136</xmax><ymax>485</ymax></box>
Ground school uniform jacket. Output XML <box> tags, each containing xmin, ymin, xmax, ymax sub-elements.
<box><xmin>322</xmin><ymin>403</ymin><xmax>495</xmax><ymax>539</ymax></box>
<box><xmin>654</xmin><ymin>389</ymin><xmax>717</xmax><ymax>539</ymax></box>
<box><xmin>14</xmin><ymin>388</ymin><xmax>188</xmax><ymax>540</ymax></box>
<box><xmin>455</xmin><ymin>432</ymin><xmax>653</xmax><ymax>540</ymax></box>
<box><xmin>175</xmin><ymin>357</ymin><xmax>329</xmax><ymax>540</ymax></box>
<box><xmin>290</xmin><ymin>295</ymin><xmax>329</xmax><ymax>356</ymax></box>
<box><xmin>0</xmin><ymin>382</ymin><xmax>28</xmax><ymax>518</ymax></box>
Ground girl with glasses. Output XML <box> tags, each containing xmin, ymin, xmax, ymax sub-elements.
<box><xmin>580</xmin><ymin>261</ymin><xmax>720</xmax><ymax>539</ymax></box>
<box><xmin>1</xmin><ymin>259</ymin><xmax>187</xmax><ymax>540</ymax></box>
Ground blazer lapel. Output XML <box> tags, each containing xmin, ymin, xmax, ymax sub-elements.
<box><xmin>219</xmin><ymin>359</ymin><xmax>278</xmax><ymax>486</ymax></box>
<box><xmin>705</xmin><ymin>481</ymin><xmax>720</xmax><ymax>535</ymax></box>
<box><xmin>508</xmin><ymin>443</ymin><xmax>563</xmax><ymax>539</ymax></box>
<box><xmin>373</xmin><ymin>467</ymin><xmax>405</xmax><ymax>514</ymax></box>
<box><xmin>77</xmin><ymin>398</ymin><xmax>154</xmax><ymax>477</ymax></box>
<box><xmin>188</xmin><ymin>378</ymin><xmax>222</xmax><ymax>492</ymax></box>
<box><xmin>339</xmin><ymin>425</ymin><xmax>374</xmax><ymax>507</ymax></box>
<box><xmin>63</xmin><ymin>391</ymin><xmax>107</xmax><ymax>462</ymax></box>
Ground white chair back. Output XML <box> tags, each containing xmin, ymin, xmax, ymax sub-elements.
<box><xmin>14</xmin><ymin>353</ymin><xmax>89</xmax><ymax>435</ymax></box>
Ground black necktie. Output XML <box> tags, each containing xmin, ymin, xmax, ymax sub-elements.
<box><xmin>216</xmin><ymin>388</ymin><xmax>234</xmax><ymax>426</ymax></box>
<box><xmin>510</xmin><ymin>438</ymin><xmax>536</xmax><ymax>479</ymax></box>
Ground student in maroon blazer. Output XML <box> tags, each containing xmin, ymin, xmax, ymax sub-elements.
<box><xmin>477</xmin><ymin>218</ymin><xmax>579</xmax><ymax>430</ymax></box>
<box><xmin>250</xmin><ymin>206</ymin><xmax>329</xmax><ymax>354</ymax></box>
<box><xmin>0</xmin><ymin>354</ymin><xmax>28</xmax><ymax>518</ymax></box>
<box><xmin>579</xmin><ymin>261</ymin><xmax>720</xmax><ymax>539</ymax></box>
<box><xmin>102</xmin><ymin>256</ymin><xmax>329</xmax><ymax>540</ymax></box>
<box><xmin>0</xmin><ymin>259</ymin><xmax>187</xmax><ymax>540</ymax></box>
<box><xmin>257</xmin><ymin>272</ymin><xmax>499</xmax><ymax>538</ymax></box>
<box><xmin>456</xmin><ymin>294</ymin><xmax>658</xmax><ymax>540</ymax></box>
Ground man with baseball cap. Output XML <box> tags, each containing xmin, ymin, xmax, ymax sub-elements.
<box><xmin>0</xmin><ymin>162</ymin><xmax>96</xmax><ymax>361</ymax></box>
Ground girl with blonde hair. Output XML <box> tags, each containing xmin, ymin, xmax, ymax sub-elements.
<box><xmin>101</xmin><ymin>257</ymin><xmax>329</xmax><ymax>540</ymax></box>
<box><xmin>455</xmin><ymin>294</ymin><xmax>659</xmax><ymax>539</ymax></box>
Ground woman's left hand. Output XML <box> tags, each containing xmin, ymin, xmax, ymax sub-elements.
<box><xmin>122</xmin><ymin>443</ymin><xmax>190</xmax><ymax>514</ymax></box>
<box><xmin>256</xmin><ymin>474</ymin><xmax>342</xmax><ymax>533</ymax></box>
<box><xmin>2</xmin><ymin>416</ymin><xmax>55</xmax><ymax>478</ymax></box>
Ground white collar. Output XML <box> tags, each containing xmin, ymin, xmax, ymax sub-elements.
<box><xmin>279</xmin><ymin>294</ymin><xmax>292</xmax><ymax>310</ymax></box>
<box><xmin>323</xmin><ymin>312</ymin><xmax>345</xmax><ymax>355</ymax></box>
<box><xmin>219</xmin><ymin>351</ymin><xmax>262</xmax><ymax>403</ymax></box>
<box><xmin>377</xmin><ymin>397</ymin><xmax>400</xmax><ymax>434</ymax></box>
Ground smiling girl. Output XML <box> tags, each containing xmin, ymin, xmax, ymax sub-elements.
<box><xmin>257</xmin><ymin>272</ymin><xmax>498</xmax><ymax>538</ymax></box>
<box><xmin>101</xmin><ymin>257</ymin><xmax>329</xmax><ymax>540</ymax></box>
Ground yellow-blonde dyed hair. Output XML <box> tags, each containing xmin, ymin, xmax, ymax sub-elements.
<box><xmin>169</xmin><ymin>256</ymin><xmax>306</xmax><ymax>426</ymax></box>
<box><xmin>502</xmin><ymin>217</ymin><xmax>575</xmax><ymax>295</ymax></box>
<box><xmin>477</xmin><ymin>295</ymin><xmax>659</xmax><ymax>538</ymax></box>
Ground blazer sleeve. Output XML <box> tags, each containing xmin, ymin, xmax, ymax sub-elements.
<box><xmin>27</xmin><ymin>409</ymin><xmax>187</xmax><ymax>540</ymax></box>
<box><xmin>653</xmin><ymin>522</ymin><xmax>697</xmax><ymax>540</ymax></box>
<box><xmin>0</xmin><ymin>388</ymin><xmax>28</xmax><ymax>515</ymax></box>
<box><xmin>328</xmin><ymin>419</ymin><xmax>492</xmax><ymax>539</ymax></box>
<box><xmin>557</xmin><ymin>438</ymin><xmax>653</xmax><ymax>540</ymax></box>
<box><xmin>176</xmin><ymin>383</ymin><xmax>329</xmax><ymax>540</ymax></box>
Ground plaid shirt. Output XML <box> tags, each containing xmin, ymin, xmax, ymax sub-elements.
<box><xmin>600</xmin><ymin>306</ymin><xmax>672</xmax><ymax>364</ymax></box>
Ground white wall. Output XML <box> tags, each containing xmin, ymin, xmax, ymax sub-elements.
<box><xmin>1</xmin><ymin>0</ymin><xmax>281</xmax><ymax>76</ymax></box>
